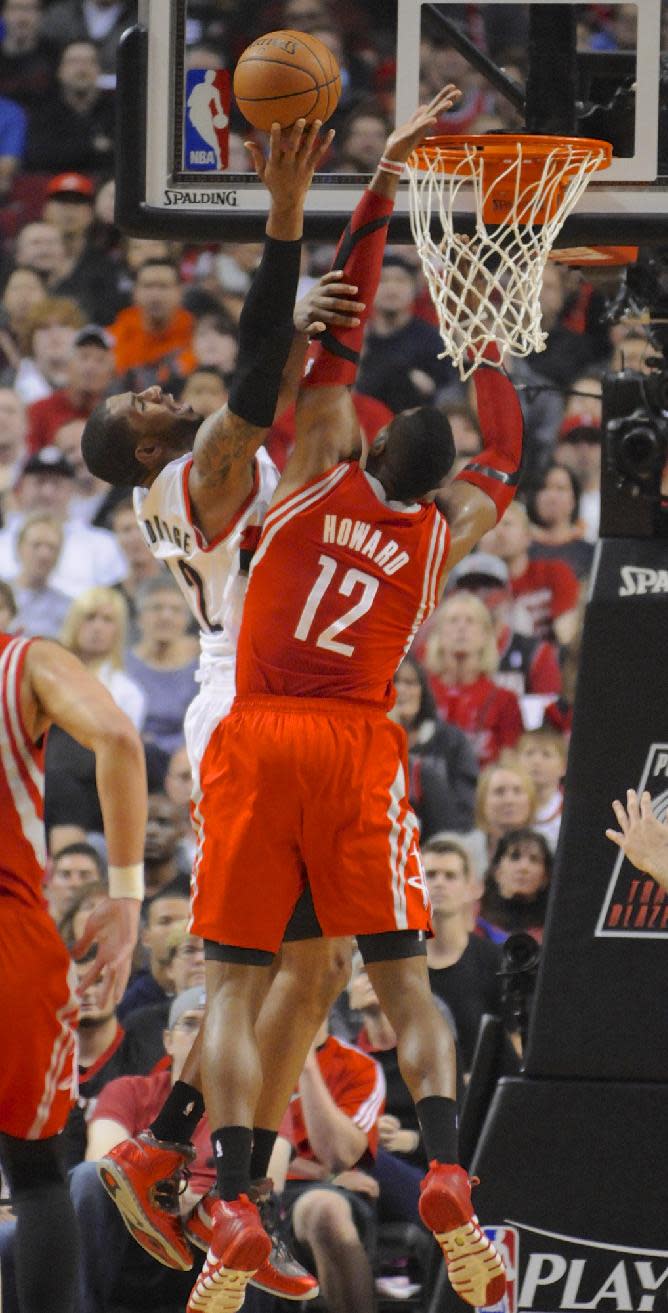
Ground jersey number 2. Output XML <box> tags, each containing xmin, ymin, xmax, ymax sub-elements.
<box><xmin>294</xmin><ymin>554</ymin><xmax>378</xmax><ymax>657</ymax></box>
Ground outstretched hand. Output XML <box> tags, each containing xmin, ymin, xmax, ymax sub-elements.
<box><xmin>606</xmin><ymin>788</ymin><xmax>668</xmax><ymax>889</ymax></box>
<box><xmin>72</xmin><ymin>895</ymin><xmax>141</xmax><ymax>1006</ymax></box>
<box><xmin>294</xmin><ymin>270</ymin><xmax>366</xmax><ymax>337</ymax></box>
<box><xmin>382</xmin><ymin>84</ymin><xmax>462</xmax><ymax>164</ymax></box>
<box><xmin>245</xmin><ymin>118</ymin><xmax>335</xmax><ymax>204</ymax></box>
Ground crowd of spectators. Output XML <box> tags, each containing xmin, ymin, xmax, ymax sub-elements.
<box><xmin>0</xmin><ymin>4</ymin><xmax>664</xmax><ymax>1311</ymax></box>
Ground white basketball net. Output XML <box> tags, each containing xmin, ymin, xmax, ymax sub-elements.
<box><xmin>406</xmin><ymin>138</ymin><xmax>609</xmax><ymax>380</ymax></box>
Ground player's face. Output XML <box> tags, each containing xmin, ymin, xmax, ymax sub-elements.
<box><xmin>106</xmin><ymin>388</ymin><xmax>201</xmax><ymax>476</ymax></box>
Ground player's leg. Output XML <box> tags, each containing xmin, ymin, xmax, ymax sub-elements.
<box><xmin>0</xmin><ymin>1133</ymin><xmax>79</xmax><ymax>1313</ymax></box>
<box><xmin>361</xmin><ymin>945</ymin><xmax>506</xmax><ymax>1308</ymax></box>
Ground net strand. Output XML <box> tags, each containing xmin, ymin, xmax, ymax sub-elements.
<box><xmin>407</xmin><ymin>140</ymin><xmax>608</xmax><ymax>380</ymax></box>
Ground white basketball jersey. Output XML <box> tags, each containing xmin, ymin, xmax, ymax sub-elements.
<box><xmin>133</xmin><ymin>448</ymin><xmax>279</xmax><ymax>677</ymax></box>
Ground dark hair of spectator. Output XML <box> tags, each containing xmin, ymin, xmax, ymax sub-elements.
<box><xmin>488</xmin><ymin>827</ymin><xmax>553</xmax><ymax>878</ymax></box>
<box><xmin>528</xmin><ymin>460</ymin><xmax>582</xmax><ymax>526</ymax></box>
<box><xmin>379</xmin><ymin>406</ymin><xmax>455</xmax><ymax>501</ymax></box>
<box><xmin>394</xmin><ymin>653</ymin><xmax>438</xmax><ymax>726</ymax></box>
<box><xmin>52</xmin><ymin>841</ymin><xmax>105</xmax><ymax>878</ymax></box>
<box><xmin>134</xmin><ymin>257</ymin><xmax>181</xmax><ymax>282</ymax></box>
<box><xmin>422</xmin><ymin>834</ymin><xmax>471</xmax><ymax>876</ymax></box>
<box><xmin>81</xmin><ymin>402</ymin><xmax>146</xmax><ymax>487</ymax></box>
<box><xmin>0</xmin><ymin>579</ymin><xmax>17</xmax><ymax>620</ymax></box>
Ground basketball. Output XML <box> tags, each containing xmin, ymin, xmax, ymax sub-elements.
<box><xmin>233</xmin><ymin>30</ymin><xmax>342</xmax><ymax>132</ymax></box>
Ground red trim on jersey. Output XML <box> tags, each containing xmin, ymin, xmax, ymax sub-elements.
<box><xmin>182</xmin><ymin>456</ymin><xmax>260</xmax><ymax>552</ymax></box>
<box><xmin>1</xmin><ymin>642</ymin><xmax>43</xmax><ymax>818</ymax></box>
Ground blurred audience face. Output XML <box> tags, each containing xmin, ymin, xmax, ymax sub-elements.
<box><xmin>135</xmin><ymin>262</ymin><xmax>182</xmax><ymax>329</ymax></box>
<box><xmin>534</xmin><ymin>465</ymin><xmax>577</xmax><ymax>528</ymax></box>
<box><xmin>144</xmin><ymin>793</ymin><xmax>182</xmax><ymax>865</ymax></box>
<box><xmin>54</xmin><ymin>418</ymin><xmax>88</xmax><ymax>482</ymax></box>
<box><xmin>76</xmin><ymin>962</ymin><xmax>116</xmax><ymax>1027</ymax></box>
<box><xmin>481</xmin><ymin>502</ymin><xmax>531</xmax><ymax>564</ymax></box>
<box><xmin>557</xmin><ymin>432</ymin><xmax>601</xmax><ymax>488</ymax></box>
<box><xmin>17</xmin><ymin>515</ymin><xmax>62</xmax><ymax>587</ymax></box>
<box><xmin>110</xmin><ymin>502</ymin><xmax>156</xmax><ymax>573</ymax></box>
<box><xmin>283</xmin><ymin>0</ymin><xmax>330</xmax><ymax>29</ymax></box>
<box><xmin>423</xmin><ymin>847</ymin><xmax>470</xmax><ymax>919</ymax></box>
<box><xmin>58</xmin><ymin>40</ymin><xmax>100</xmax><ymax>97</ymax></box>
<box><xmin>193</xmin><ymin>317</ymin><xmax>238</xmax><ymax>373</ymax></box>
<box><xmin>373</xmin><ymin>263</ymin><xmax>416</xmax><ymax>318</ymax></box>
<box><xmin>517</xmin><ymin>736</ymin><xmax>564</xmax><ymax>796</ymax></box>
<box><xmin>138</xmin><ymin>585</ymin><xmax>190</xmax><ymax>645</ymax></box>
<box><xmin>164</xmin><ymin>745</ymin><xmax>193</xmax><ymax>812</ymax></box>
<box><xmin>393</xmin><ymin>660</ymin><xmax>422</xmax><ymax>726</ymax></box>
<box><xmin>73</xmin><ymin>596</ymin><xmax>120</xmax><ymax>662</ymax></box>
<box><xmin>167</xmin><ymin>935</ymin><xmax>205</xmax><ymax>994</ymax></box>
<box><xmin>538</xmin><ymin>264</ymin><xmax>566</xmax><ymax>331</ymax></box>
<box><xmin>163</xmin><ymin>1000</ymin><xmax>205</xmax><ymax>1076</ymax></box>
<box><xmin>67</xmin><ymin>341</ymin><xmax>115</xmax><ymax>399</ymax></box>
<box><xmin>49</xmin><ymin>847</ymin><xmax>101</xmax><ymax>921</ymax></box>
<box><xmin>493</xmin><ymin>835</ymin><xmax>549</xmax><ymax>900</ymax></box>
<box><xmin>435</xmin><ymin>593</ymin><xmax>489</xmax><ymax>663</ymax></box>
<box><xmin>142</xmin><ymin>892</ymin><xmax>189</xmax><ymax>972</ymax></box>
<box><xmin>18</xmin><ymin>468</ymin><xmax>72</xmax><ymax>516</ymax></box>
<box><xmin>31</xmin><ymin>318</ymin><xmax>78</xmax><ymax>383</ymax></box>
<box><xmin>180</xmin><ymin>369</ymin><xmax>228</xmax><ymax>417</ymax></box>
<box><xmin>14</xmin><ymin>223</ymin><xmax>66</xmax><ymax>278</ymax></box>
<box><xmin>2</xmin><ymin>0</ymin><xmax>42</xmax><ymax>49</ymax></box>
<box><xmin>43</xmin><ymin>196</ymin><xmax>93</xmax><ymax>244</ymax></box>
<box><xmin>482</xmin><ymin>767</ymin><xmax>533</xmax><ymax>831</ymax></box>
<box><xmin>340</xmin><ymin>114</ymin><xmax>388</xmax><ymax>171</ymax></box>
<box><xmin>0</xmin><ymin>388</ymin><xmax>27</xmax><ymax>468</ymax></box>
<box><xmin>2</xmin><ymin>268</ymin><xmax>45</xmax><ymax>329</ymax></box>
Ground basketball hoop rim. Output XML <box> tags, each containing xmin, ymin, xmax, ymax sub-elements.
<box><xmin>408</xmin><ymin>133</ymin><xmax>613</xmax><ymax>174</ymax></box>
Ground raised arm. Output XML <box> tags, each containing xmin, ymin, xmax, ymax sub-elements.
<box><xmin>24</xmin><ymin>640</ymin><xmax>147</xmax><ymax>1001</ymax></box>
<box><xmin>606</xmin><ymin>789</ymin><xmax>668</xmax><ymax>890</ymax></box>
<box><xmin>275</xmin><ymin>86</ymin><xmax>462</xmax><ymax>499</ymax></box>
<box><xmin>188</xmin><ymin>118</ymin><xmax>333</xmax><ymax>528</ymax></box>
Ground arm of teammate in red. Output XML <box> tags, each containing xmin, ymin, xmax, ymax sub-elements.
<box><xmin>453</xmin><ymin>348</ymin><xmax>525</xmax><ymax>521</ymax></box>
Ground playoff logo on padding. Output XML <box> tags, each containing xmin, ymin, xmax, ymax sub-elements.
<box><xmin>596</xmin><ymin>742</ymin><xmax>668</xmax><ymax>938</ymax></box>
<box><xmin>479</xmin><ymin>1227</ymin><xmax>518</xmax><ymax>1313</ymax></box>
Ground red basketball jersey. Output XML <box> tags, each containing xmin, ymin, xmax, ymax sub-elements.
<box><xmin>0</xmin><ymin>634</ymin><xmax>47</xmax><ymax>907</ymax></box>
<box><xmin>236</xmin><ymin>463</ymin><xmax>450</xmax><ymax>705</ymax></box>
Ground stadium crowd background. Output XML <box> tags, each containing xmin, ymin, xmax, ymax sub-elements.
<box><xmin>0</xmin><ymin>2</ymin><xmax>665</xmax><ymax>1309</ymax></box>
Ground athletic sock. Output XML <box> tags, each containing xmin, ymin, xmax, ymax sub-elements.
<box><xmin>211</xmin><ymin>1126</ymin><xmax>253</xmax><ymax>1202</ymax></box>
<box><xmin>148</xmin><ymin>1080</ymin><xmax>205</xmax><ymax>1144</ymax></box>
<box><xmin>415</xmin><ymin>1096</ymin><xmax>459</xmax><ymax>1165</ymax></box>
<box><xmin>250</xmin><ymin>1127</ymin><xmax>277</xmax><ymax>1182</ymax></box>
<box><xmin>302</xmin><ymin>188</ymin><xmax>394</xmax><ymax>390</ymax></box>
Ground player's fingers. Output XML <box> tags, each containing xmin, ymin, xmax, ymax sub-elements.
<box><xmin>244</xmin><ymin>140</ymin><xmax>264</xmax><ymax>172</ymax></box>
<box><xmin>71</xmin><ymin>923</ymin><xmax>95</xmax><ymax>960</ymax></box>
<box><xmin>626</xmin><ymin>788</ymin><xmax>640</xmax><ymax>822</ymax></box>
<box><xmin>301</xmin><ymin>117</ymin><xmax>323</xmax><ymax>158</ymax></box>
<box><xmin>318</xmin><ymin>294</ymin><xmax>365</xmax><ymax>312</ymax></box>
<box><xmin>606</xmin><ymin>829</ymin><xmax>623</xmax><ymax>847</ymax></box>
<box><xmin>308</xmin><ymin>321</ymin><xmax>326</xmax><ymax>335</ymax></box>
<box><xmin>313</xmin><ymin>126</ymin><xmax>335</xmax><ymax>168</ymax></box>
<box><xmin>285</xmin><ymin>117</ymin><xmax>307</xmax><ymax>155</ymax></box>
<box><xmin>76</xmin><ymin>955</ymin><xmax>103</xmax><ymax>994</ymax></box>
<box><xmin>269</xmin><ymin>122</ymin><xmax>283</xmax><ymax>156</ymax></box>
<box><xmin>611</xmin><ymin>799</ymin><xmax>629</xmax><ymax>832</ymax></box>
<box><xmin>640</xmin><ymin>791</ymin><xmax>655</xmax><ymax>820</ymax></box>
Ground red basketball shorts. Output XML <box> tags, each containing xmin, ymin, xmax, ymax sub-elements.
<box><xmin>191</xmin><ymin>694</ymin><xmax>432</xmax><ymax>953</ymax></box>
<box><xmin>0</xmin><ymin>895</ymin><xmax>79</xmax><ymax>1139</ymax></box>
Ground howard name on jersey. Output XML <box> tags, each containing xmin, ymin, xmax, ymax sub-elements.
<box><xmin>133</xmin><ymin>448</ymin><xmax>279</xmax><ymax>655</ymax></box>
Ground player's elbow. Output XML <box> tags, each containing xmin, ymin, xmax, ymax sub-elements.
<box><xmin>93</xmin><ymin>710</ymin><xmax>145</xmax><ymax>769</ymax></box>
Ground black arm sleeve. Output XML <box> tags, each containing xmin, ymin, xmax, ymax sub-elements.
<box><xmin>227</xmin><ymin>235</ymin><xmax>302</xmax><ymax>428</ymax></box>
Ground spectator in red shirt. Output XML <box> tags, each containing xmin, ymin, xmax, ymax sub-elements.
<box><xmin>26</xmin><ymin>323</ymin><xmax>116</xmax><ymax>452</ymax></box>
<box><xmin>269</xmin><ymin>1021</ymin><xmax>385</xmax><ymax>1313</ymax></box>
<box><xmin>481</xmin><ymin>500</ymin><xmax>581</xmax><ymax>645</ymax></box>
<box><xmin>67</xmin><ymin>987</ymin><xmax>209</xmax><ymax>1313</ymax></box>
<box><xmin>424</xmin><ymin>590</ymin><xmax>524</xmax><ymax>767</ymax></box>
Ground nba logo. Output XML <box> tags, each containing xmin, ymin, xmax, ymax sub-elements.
<box><xmin>480</xmin><ymin>1227</ymin><xmax>519</xmax><ymax>1313</ymax></box>
<box><xmin>184</xmin><ymin>69</ymin><xmax>230</xmax><ymax>170</ymax></box>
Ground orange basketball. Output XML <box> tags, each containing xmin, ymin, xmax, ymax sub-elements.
<box><xmin>233</xmin><ymin>29</ymin><xmax>342</xmax><ymax>132</ymax></box>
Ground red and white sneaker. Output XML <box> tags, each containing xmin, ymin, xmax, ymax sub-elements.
<box><xmin>185</xmin><ymin>1186</ymin><xmax>319</xmax><ymax>1302</ymax></box>
<box><xmin>97</xmin><ymin>1130</ymin><xmax>195</xmax><ymax>1271</ymax></box>
<box><xmin>187</xmin><ymin>1195</ymin><xmax>271</xmax><ymax>1313</ymax></box>
<box><xmin>418</xmin><ymin>1162</ymin><xmax>506</xmax><ymax>1308</ymax></box>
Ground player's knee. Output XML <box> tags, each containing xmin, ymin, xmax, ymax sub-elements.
<box><xmin>282</xmin><ymin>938</ymin><xmax>351</xmax><ymax>1016</ymax></box>
<box><xmin>0</xmin><ymin>1133</ymin><xmax>65</xmax><ymax>1196</ymax></box>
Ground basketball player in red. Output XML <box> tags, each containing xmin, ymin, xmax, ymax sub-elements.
<box><xmin>186</xmin><ymin>91</ymin><xmax>526</xmax><ymax>1313</ymax></box>
<box><xmin>0</xmin><ymin>633</ymin><xmax>147</xmax><ymax>1313</ymax></box>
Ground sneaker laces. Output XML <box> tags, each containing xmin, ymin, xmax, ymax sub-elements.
<box><xmin>153</xmin><ymin>1164</ymin><xmax>192</xmax><ymax>1215</ymax></box>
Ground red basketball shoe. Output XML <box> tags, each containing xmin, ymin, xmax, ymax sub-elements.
<box><xmin>97</xmin><ymin>1130</ymin><xmax>195</xmax><ymax>1270</ymax></box>
<box><xmin>418</xmin><ymin>1162</ymin><xmax>507</xmax><ymax>1307</ymax></box>
<box><xmin>185</xmin><ymin>1185</ymin><xmax>319</xmax><ymax>1302</ymax></box>
<box><xmin>186</xmin><ymin>1195</ymin><xmax>271</xmax><ymax>1313</ymax></box>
